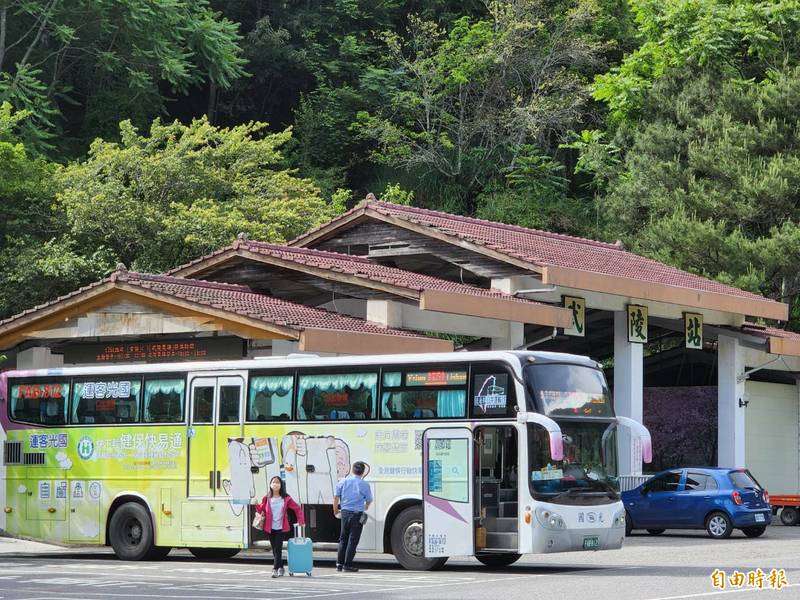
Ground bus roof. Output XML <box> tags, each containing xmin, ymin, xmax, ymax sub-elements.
<box><xmin>1</xmin><ymin>350</ymin><xmax>599</xmax><ymax>382</ymax></box>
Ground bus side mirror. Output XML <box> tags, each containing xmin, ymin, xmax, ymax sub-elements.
<box><xmin>519</xmin><ymin>412</ymin><xmax>564</xmax><ymax>461</ymax></box>
<box><xmin>616</xmin><ymin>416</ymin><xmax>653</xmax><ymax>464</ymax></box>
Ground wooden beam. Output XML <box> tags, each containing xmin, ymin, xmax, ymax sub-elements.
<box><xmin>299</xmin><ymin>328</ymin><xmax>453</xmax><ymax>355</ymax></box>
<box><xmin>768</xmin><ymin>336</ymin><xmax>800</xmax><ymax>357</ymax></box>
<box><xmin>419</xmin><ymin>289</ymin><xmax>573</xmax><ymax>328</ymax></box>
<box><xmin>542</xmin><ymin>265</ymin><xmax>788</xmax><ymax>321</ymax></box>
<box><xmin>364</xmin><ymin>209</ymin><xmax>542</xmax><ymax>273</ymax></box>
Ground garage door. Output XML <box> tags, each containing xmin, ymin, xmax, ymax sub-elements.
<box><xmin>745</xmin><ymin>381</ymin><xmax>799</xmax><ymax>495</ymax></box>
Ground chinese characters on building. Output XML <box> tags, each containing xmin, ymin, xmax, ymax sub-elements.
<box><xmin>627</xmin><ymin>304</ymin><xmax>648</xmax><ymax>343</ymax></box>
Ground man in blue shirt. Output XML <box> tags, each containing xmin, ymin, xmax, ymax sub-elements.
<box><xmin>333</xmin><ymin>461</ymin><xmax>372</xmax><ymax>572</ymax></box>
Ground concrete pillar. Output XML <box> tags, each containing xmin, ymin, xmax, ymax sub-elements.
<box><xmin>491</xmin><ymin>322</ymin><xmax>525</xmax><ymax>350</ymax></box>
<box><xmin>16</xmin><ymin>347</ymin><xmax>63</xmax><ymax>369</ymax></box>
<box><xmin>272</xmin><ymin>340</ymin><xmax>300</xmax><ymax>356</ymax></box>
<box><xmin>614</xmin><ymin>311</ymin><xmax>644</xmax><ymax>476</ymax></box>
<box><xmin>718</xmin><ymin>334</ymin><xmax>746</xmax><ymax>468</ymax></box>
<box><xmin>366</xmin><ymin>299</ymin><xmax>403</xmax><ymax>328</ymax></box>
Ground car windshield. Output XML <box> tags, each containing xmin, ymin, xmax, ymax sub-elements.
<box><xmin>525</xmin><ymin>363</ymin><xmax>613</xmax><ymax>417</ymax></box>
<box><xmin>527</xmin><ymin>421</ymin><xmax>619</xmax><ymax>505</ymax></box>
<box><xmin>729</xmin><ymin>470</ymin><xmax>762</xmax><ymax>490</ymax></box>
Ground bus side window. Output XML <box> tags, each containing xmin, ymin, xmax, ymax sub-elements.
<box><xmin>72</xmin><ymin>379</ymin><xmax>141</xmax><ymax>424</ymax></box>
<box><xmin>296</xmin><ymin>372</ymin><xmax>377</xmax><ymax>420</ymax></box>
<box><xmin>143</xmin><ymin>378</ymin><xmax>185</xmax><ymax>423</ymax></box>
<box><xmin>10</xmin><ymin>382</ymin><xmax>70</xmax><ymax>426</ymax></box>
<box><xmin>247</xmin><ymin>375</ymin><xmax>293</xmax><ymax>422</ymax></box>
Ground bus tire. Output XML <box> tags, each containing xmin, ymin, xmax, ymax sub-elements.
<box><xmin>390</xmin><ymin>506</ymin><xmax>447</xmax><ymax>571</ymax></box>
<box><xmin>475</xmin><ymin>553</ymin><xmax>521</xmax><ymax>568</ymax></box>
<box><xmin>780</xmin><ymin>507</ymin><xmax>799</xmax><ymax>526</ymax></box>
<box><xmin>189</xmin><ymin>548</ymin><xmax>241</xmax><ymax>560</ymax></box>
<box><xmin>109</xmin><ymin>502</ymin><xmax>155</xmax><ymax>561</ymax></box>
<box><xmin>147</xmin><ymin>546</ymin><xmax>172</xmax><ymax>560</ymax></box>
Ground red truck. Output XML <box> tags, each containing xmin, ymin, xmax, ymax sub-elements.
<box><xmin>770</xmin><ymin>495</ymin><xmax>800</xmax><ymax>525</ymax></box>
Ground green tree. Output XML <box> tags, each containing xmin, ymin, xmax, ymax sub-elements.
<box><xmin>0</xmin><ymin>0</ymin><xmax>246</xmax><ymax>152</ymax></box>
<box><xmin>56</xmin><ymin>116</ymin><xmax>343</xmax><ymax>272</ymax></box>
<box><xmin>0</xmin><ymin>101</ymin><xmax>103</xmax><ymax>319</ymax></box>
<box><xmin>593</xmin><ymin>0</ymin><xmax>800</xmax><ymax>124</ymax></box>
<box><xmin>602</xmin><ymin>68</ymin><xmax>800</xmax><ymax>327</ymax></box>
<box><xmin>357</xmin><ymin>0</ymin><xmax>605</xmax><ymax>210</ymax></box>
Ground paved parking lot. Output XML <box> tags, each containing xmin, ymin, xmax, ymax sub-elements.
<box><xmin>1</xmin><ymin>524</ymin><xmax>799</xmax><ymax>600</ymax></box>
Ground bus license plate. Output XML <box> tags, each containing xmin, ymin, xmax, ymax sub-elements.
<box><xmin>755</xmin><ymin>513</ymin><xmax>765</xmax><ymax>523</ymax></box>
<box><xmin>583</xmin><ymin>536</ymin><xmax>599</xmax><ymax>550</ymax></box>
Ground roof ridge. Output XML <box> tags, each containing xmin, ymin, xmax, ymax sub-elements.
<box><xmin>244</xmin><ymin>239</ymin><xmax>373</xmax><ymax>263</ymax></box>
<box><xmin>287</xmin><ymin>200</ymin><xmax>369</xmax><ymax>246</ymax></box>
<box><xmin>127</xmin><ymin>272</ymin><xmax>254</xmax><ymax>293</ymax></box>
<box><xmin>372</xmin><ymin>200</ymin><xmax>624</xmax><ymax>251</ymax></box>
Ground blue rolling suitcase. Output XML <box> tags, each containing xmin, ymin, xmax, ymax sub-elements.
<box><xmin>287</xmin><ymin>524</ymin><xmax>313</xmax><ymax>576</ymax></box>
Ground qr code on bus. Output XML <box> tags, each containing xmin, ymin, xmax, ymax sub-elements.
<box><xmin>414</xmin><ymin>430</ymin><xmax>423</xmax><ymax>451</ymax></box>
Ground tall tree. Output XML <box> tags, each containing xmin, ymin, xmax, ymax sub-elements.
<box><xmin>0</xmin><ymin>0</ymin><xmax>246</xmax><ymax>152</ymax></box>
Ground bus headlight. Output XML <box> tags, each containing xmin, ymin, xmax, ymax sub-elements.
<box><xmin>536</xmin><ymin>508</ymin><xmax>566</xmax><ymax>530</ymax></box>
<box><xmin>613</xmin><ymin>510</ymin><xmax>626</xmax><ymax>528</ymax></box>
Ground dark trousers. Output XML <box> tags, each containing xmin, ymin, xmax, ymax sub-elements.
<box><xmin>337</xmin><ymin>510</ymin><xmax>364</xmax><ymax>566</ymax></box>
<box><xmin>269</xmin><ymin>529</ymin><xmax>285</xmax><ymax>569</ymax></box>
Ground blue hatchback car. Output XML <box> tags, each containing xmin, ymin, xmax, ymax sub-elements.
<box><xmin>622</xmin><ymin>468</ymin><xmax>771</xmax><ymax>539</ymax></box>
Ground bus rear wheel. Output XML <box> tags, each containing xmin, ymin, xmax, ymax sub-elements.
<box><xmin>189</xmin><ymin>548</ymin><xmax>241</xmax><ymax>560</ymax></box>
<box><xmin>390</xmin><ymin>506</ymin><xmax>447</xmax><ymax>571</ymax></box>
<box><xmin>476</xmin><ymin>553</ymin><xmax>521</xmax><ymax>568</ymax></box>
<box><xmin>109</xmin><ymin>502</ymin><xmax>155</xmax><ymax>561</ymax></box>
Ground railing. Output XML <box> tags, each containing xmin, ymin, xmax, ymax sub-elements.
<box><xmin>618</xmin><ymin>475</ymin><xmax>651</xmax><ymax>492</ymax></box>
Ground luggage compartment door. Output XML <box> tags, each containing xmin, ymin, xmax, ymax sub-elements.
<box><xmin>422</xmin><ymin>427</ymin><xmax>474</xmax><ymax>558</ymax></box>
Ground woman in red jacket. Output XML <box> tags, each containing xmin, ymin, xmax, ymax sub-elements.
<box><xmin>256</xmin><ymin>476</ymin><xmax>305</xmax><ymax>577</ymax></box>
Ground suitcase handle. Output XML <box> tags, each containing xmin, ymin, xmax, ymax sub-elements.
<box><xmin>293</xmin><ymin>523</ymin><xmax>305</xmax><ymax>539</ymax></box>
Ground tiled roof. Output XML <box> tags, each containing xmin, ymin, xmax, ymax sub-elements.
<box><xmin>291</xmin><ymin>199</ymin><xmax>771</xmax><ymax>304</ymax></box>
<box><xmin>170</xmin><ymin>238</ymin><xmax>543</xmax><ymax>306</ymax></box>
<box><xmin>741</xmin><ymin>323</ymin><xmax>800</xmax><ymax>341</ymax></box>
<box><xmin>0</xmin><ymin>271</ymin><xmax>428</xmax><ymax>338</ymax></box>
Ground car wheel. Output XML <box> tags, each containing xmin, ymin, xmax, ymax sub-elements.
<box><xmin>646</xmin><ymin>529</ymin><xmax>665</xmax><ymax>535</ymax></box>
<box><xmin>189</xmin><ymin>548</ymin><xmax>241</xmax><ymax>560</ymax></box>
<box><xmin>109</xmin><ymin>502</ymin><xmax>155</xmax><ymax>561</ymax></box>
<box><xmin>741</xmin><ymin>526</ymin><xmax>767</xmax><ymax>538</ymax></box>
<box><xmin>475</xmin><ymin>553</ymin><xmax>522</xmax><ymax>567</ymax></box>
<box><xmin>706</xmin><ymin>512</ymin><xmax>733</xmax><ymax>539</ymax></box>
<box><xmin>625</xmin><ymin>511</ymin><xmax>633</xmax><ymax>537</ymax></box>
<box><xmin>390</xmin><ymin>506</ymin><xmax>448</xmax><ymax>571</ymax></box>
<box><xmin>780</xmin><ymin>507</ymin><xmax>799</xmax><ymax>526</ymax></box>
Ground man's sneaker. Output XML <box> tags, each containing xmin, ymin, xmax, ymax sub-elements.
<box><xmin>278</xmin><ymin>567</ymin><xmax>285</xmax><ymax>577</ymax></box>
<box><xmin>342</xmin><ymin>565</ymin><xmax>359</xmax><ymax>572</ymax></box>
<box><xmin>271</xmin><ymin>569</ymin><xmax>279</xmax><ymax>578</ymax></box>
<box><xmin>336</xmin><ymin>564</ymin><xmax>343</xmax><ymax>572</ymax></box>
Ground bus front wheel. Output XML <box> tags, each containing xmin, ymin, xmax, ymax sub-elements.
<box><xmin>390</xmin><ymin>506</ymin><xmax>447</xmax><ymax>571</ymax></box>
<box><xmin>109</xmin><ymin>502</ymin><xmax>155</xmax><ymax>561</ymax></box>
<box><xmin>476</xmin><ymin>553</ymin><xmax>521</xmax><ymax>568</ymax></box>
<box><xmin>189</xmin><ymin>548</ymin><xmax>241</xmax><ymax>560</ymax></box>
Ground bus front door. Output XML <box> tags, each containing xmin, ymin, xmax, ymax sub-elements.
<box><xmin>422</xmin><ymin>427</ymin><xmax>474</xmax><ymax>559</ymax></box>
<box><xmin>187</xmin><ymin>374</ymin><xmax>245</xmax><ymax>498</ymax></box>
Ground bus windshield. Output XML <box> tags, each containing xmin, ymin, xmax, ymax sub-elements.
<box><xmin>527</xmin><ymin>421</ymin><xmax>619</xmax><ymax>504</ymax></box>
<box><xmin>525</xmin><ymin>363</ymin><xmax>612</xmax><ymax>417</ymax></box>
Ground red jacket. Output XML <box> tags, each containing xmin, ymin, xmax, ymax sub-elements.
<box><xmin>256</xmin><ymin>494</ymin><xmax>305</xmax><ymax>533</ymax></box>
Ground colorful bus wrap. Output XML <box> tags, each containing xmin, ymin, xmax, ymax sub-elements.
<box><xmin>0</xmin><ymin>351</ymin><xmax>652</xmax><ymax>569</ymax></box>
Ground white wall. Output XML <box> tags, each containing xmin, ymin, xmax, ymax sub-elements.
<box><xmin>745</xmin><ymin>381</ymin><xmax>800</xmax><ymax>495</ymax></box>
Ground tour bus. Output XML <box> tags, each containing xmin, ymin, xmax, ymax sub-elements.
<box><xmin>0</xmin><ymin>351</ymin><xmax>651</xmax><ymax>570</ymax></box>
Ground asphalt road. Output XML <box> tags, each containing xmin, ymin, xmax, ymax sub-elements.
<box><xmin>1</xmin><ymin>525</ymin><xmax>799</xmax><ymax>600</ymax></box>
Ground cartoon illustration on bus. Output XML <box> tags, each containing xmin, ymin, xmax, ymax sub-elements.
<box><xmin>223</xmin><ymin>432</ymin><xmax>364</xmax><ymax>513</ymax></box>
